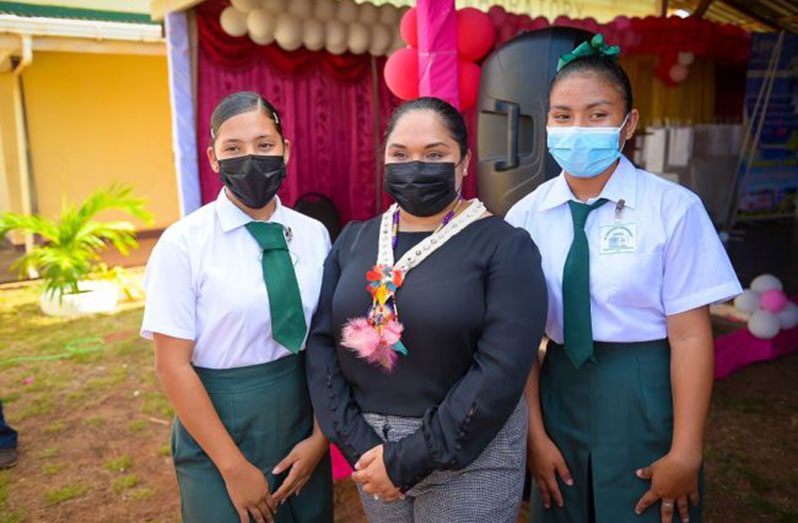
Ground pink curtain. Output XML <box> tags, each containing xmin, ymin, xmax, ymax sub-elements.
<box><xmin>195</xmin><ymin>0</ymin><xmax>478</xmax><ymax>223</ymax></box>
<box><xmin>196</xmin><ymin>3</ymin><xmax>399</xmax><ymax>223</ymax></box>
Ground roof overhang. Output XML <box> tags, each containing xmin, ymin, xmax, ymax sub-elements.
<box><xmin>150</xmin><ymin>0</ymin><xmax>205</xmax><ymax>21</ymax></box>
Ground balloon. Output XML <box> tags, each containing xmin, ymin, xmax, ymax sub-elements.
<box><xmin>347</xmin><ymin>22</ymin><xmax>371</xmax><ymax>55</ymax></box>
<box><xmin>456</xmin><ymin>8</ymin><xmax>496</xmax><ymax>62</ymax></box>
<box><xmin>261</xmin><ymin>0</ymin><xmax>286</xmax><ymax>14</ymax></box>
<box><xmin>288</xmin><ymin>0</ymin><xmax>313</xmax><ymax>20</ymax></box>
<box><xmin>325</xmin><ymin>19</ymin><xmax>348</xmax><ymax>55</ymax></box>
<box><xmin>459</xmin><ymin>60</ymin><xmax>481</xmax><ymax>110</ymax></box>
<box><xmin>384</xmin><ymin>47</ymin><xmax>419</xmax><ymax>100</ymax></box>
<box><xmin>734</xmin><ymin>289</ymin><xmax>761</xmax><ymax>314</ymax></box>
<box><xmin>230</xmin><ymin>0</ymin><xmax>260</xmax><ymax>13</ymax></box>
<box><xmin>302</xmin><ymin>18</ymin><xmax>325</xmax><ymax>51</ymax></box>
<box><xmin>369</xmin><ymin>23</ymin><xmax>392</xmax><ymax>57</ymax></box>
<box><xmin>337</xmin><ymin>0</ymin><xmax>358</xmax><ymax>23</ymax></box>
<box><xmin>748</xmin><ymin>310</ymin><xmax>781</xmax><ymax>340</ymax></box>
<box><xmin>669</xmin><ymin>64</ymin><xmax>688</xmax><ymax>83</ymax></box>
<box><xmin>248</xmin><ymin>9</ymin><xmax>276</xmax><ymax>45</ymax></box>
<box><xmin>275</xmin><ymin>13</ymin><xmax>302</xmax><ymax>51</ymax></box>
<box><xmin>314</xmin><ymin>0</ymin><xmax>336</xmax><ymax>21</ymax></box>
<box><xmin>488</xmin><ymin>5</ymin><xmax>508</xmax><ymax>25</ymax></box>
<box><xmin>678</xmin><ymin>51</ymin><xmax>695</xmax><ymax>65</ymax></box>
<box><xmin>359</xmin><ymin>1</ymin><xmax>380</xmax><ymax>25</ymax></box>
<box><xmin>761</xmin><ymin>289</ymin><xmax>789</xmax><ymax>313</ymax></box>
<box><xmin>777</xmin><ymin>302</ymin><xmax>798</xmax><ymax>330</ymax></box>
<box><xmin>400</xmin><ymin>7</ymin><xmax>418</xmax><ymax>48</ymax></box>
<box><xmin>751</xmin><ymin>273</ymin><xmax>783</xmax><ymax>293</ymax></box>
<box><xmin>220</xmin><ymin>6</ymin><xmax>249</xmax><ymax>37</ymax></box>
<box><xmin>378</xmin><ymin>4</ymin><xmax>399</xmax><ymax>26</ymax></box>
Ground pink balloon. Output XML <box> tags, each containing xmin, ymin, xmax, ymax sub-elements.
<box><xmin>761</xmin><ymin>289</ymin><xmax>789</xmax><ymax>313</ymax></box>
<box><xmin>400</xmin><ymin>7</ymin><xmax>418</xmax><ymax>48</ymax></box>
<box><xmin>384</xmin><ymin>47</ymin><xmax>419</xmax><ymax>100</ymax></box>
<box><xmin>459</xmin><ymin>60</ymin><xmax>481</xmax><ymax>110</ymax></box>
<box><xmin>456</xmin><ymin>7</ymin><xmax>496</xmax><ymax>61</ymax></box>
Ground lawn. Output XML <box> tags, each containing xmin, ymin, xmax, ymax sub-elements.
<box><xmin>0</xmin><ymin>275</ymin><xmax>796</xmax><ymax>522</ymax></box>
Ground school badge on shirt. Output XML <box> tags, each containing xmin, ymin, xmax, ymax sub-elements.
<box><xmin>599</xmin><ymin>223</ymin><xmax>637</xmax><ymax>254</ymax></box>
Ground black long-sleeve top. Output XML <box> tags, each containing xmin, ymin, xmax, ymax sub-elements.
<box><xmin>306</xmin><ymin>215</ymin><xmax>547</xmax><ymax>491</ymax></box>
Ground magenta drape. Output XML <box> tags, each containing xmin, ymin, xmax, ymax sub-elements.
<box><xmin>195</xmin><ymin>0</ymin><xmax>478</xmax><ymax>221</ymax></box>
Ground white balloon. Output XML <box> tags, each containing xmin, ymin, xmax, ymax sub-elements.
<box><xmin>275</xmin><ymin>13</ymin><xmax>302</xmax><ymax>51</ymax></box>
<box><xmin>314</xmin><ymin>0</ymin><xmax>336</xmax><ymax>21</ymax></box>
<box><xmin>751</xmin><ymin>274</ymin><xmax>783</xmax><ymax>293</ymax></box>
<box><xmin>358</xmin><ymin>2</ymin><xmax>379</xmax><ymax>25</ymax></box>
<box><xmin>777</xmin><ymin>302</ymin><xmax>798</xmax><ymax>330</ymax></box>
<box><xmin>326</xmin><ymin>19</ymin><xmax>347</xmax><ymax>49</ymax></box>
<box><xmin>302</xmin><ymin>18</ymin><xmax>325</xmax><ymax>51</ymax></box>
<box><xmin>369</xmin><ymin>23</ymin><xmax>391</xmax><ymax>56</ymax></box>
<box><xmin>247</xmin><ymin>9</ymin><xmax>276</xmax><ymax>45</ymax></box>
<box><xmin>337</xmin><ymin>0</ymin><xmax>358</xmax><ymax>23</ymax></box>
<box><xmin>326</xmin><ymin>40</ymin><xmax>348</xmax><ymax>55</ymax></box>
<box><xmin>734</xmin><ymin>289</ymin><xmax>761</xmax><ymax>314</ymax></box>
<box><xmin>288</xmin><ymin>0</ymin><xmax>313</xmax><ymax>20</ymax></box>
<box><xmin>231</xmin><ymin>0</ymin><xmax>261</xmax><ymax>12</ymax></box>
<box><xmin>748</xmin><ymin>310</ymin><xmax>781</xmax><ymax>340</ymax></box>
<box><xmin>347</xmin><ymin>21</ymin><xmax>371</xmax><ymax>55</ymax></box>
<box><xmin>262</xmin><ymin>0</ymin><xmax>286</xmax><ymax>14</ymax></box>
<box><xmin>678</xmin><ymin>51</ymin><xmax>695</xmax><ymax>66</ymax></box>
<box><xmin>378</xmin><ymin>3</ymin><xmax>399</xmax><ymax>26</ymax></box>
<box><xmin>220</xmin><ymin>6</ymin><xmax>249</xmax><ymax>37</ymax></box>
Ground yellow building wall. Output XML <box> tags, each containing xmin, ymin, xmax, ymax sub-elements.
<box><xmin>18</xmin><ymin>51</ymin><xmax>179</xmax><ymax>230</ymax></box>
<box><xmin>0</xmin><ymin>73</ymin><xmax>22</xmax><ymax>215</ymax></box>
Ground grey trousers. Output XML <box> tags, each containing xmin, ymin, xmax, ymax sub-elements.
<box><xmin>357</xmin><ymin>398</ymin><xmax>528</xmax><ymax>523</ymax></box>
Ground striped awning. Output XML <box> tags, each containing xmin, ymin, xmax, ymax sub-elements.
<box><xmin>0</xmin><ymin>1</ymin><xmax>158</xmax><ymax>25</ymax></box>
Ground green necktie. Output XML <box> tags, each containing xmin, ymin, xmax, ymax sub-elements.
<box><xmin>562</xmin><ymin>198</ymin><xmax>608</xmax><ymax>369</ymax></box>
<box><xmin>245</xmin><ymin>222</ymin><xmax>307</xmax><ymax>354</ymax></box>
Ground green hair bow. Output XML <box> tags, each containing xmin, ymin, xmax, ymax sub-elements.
<box><xmin>557</xmin><ymin>34</ymin><xmax>621</xmax><ymax>72</ymax></box>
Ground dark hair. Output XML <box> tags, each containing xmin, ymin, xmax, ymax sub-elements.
<box><xmin>210</xmin><ymin>91</ymin><xmax>283</xmax><ymax>144</ymax></box>
<box><xmin>551</xmin><ymin>55</ymin><xmax>633</xmax><ymax>114</ymax></box>
<box><xmin>384</xmin><ymin>97</ymin><xmax>468</xmax><ymax>161</ymax></box>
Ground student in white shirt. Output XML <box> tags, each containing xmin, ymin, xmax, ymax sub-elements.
<box><xmin>505</xmin><ymin>36</ymin><xmax>741</xmax><ymax>523</ymax></box>
<box><xmin>142</xmin><ymin>92</ymin><xmax>333</xmax><ymax>523</ymax></box>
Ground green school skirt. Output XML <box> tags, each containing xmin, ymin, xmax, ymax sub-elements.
<box><xmin>532</xmin><ymin>340</ymin><xmax>703</xmax><ymax>523</ymax></box>
<box><xmin>171</xmin><ymin>354</ymin><xmax>333</xmax><ymax>523</ymax></box>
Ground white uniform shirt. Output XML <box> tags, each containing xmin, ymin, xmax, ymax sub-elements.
<box><xmin>141</xmin><ymin>189</ymin><xmax>331</xmax><ymax>369</ymax></box>
<box><xmin>505</xmin><ymin>156</ymin><xmax>741</xmax><ymax>344</ymax></box>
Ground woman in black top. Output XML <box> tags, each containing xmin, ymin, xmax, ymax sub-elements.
<box><xmin>306</xmin><ymin>97</ymin><xmax>547</xmax><ymax>522</ymax></box>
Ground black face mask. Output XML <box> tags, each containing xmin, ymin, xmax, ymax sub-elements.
<box><xmin>218</xmin><ymin>154</ymin><xmax>286</xmax><ymax>209</ymax></box>
<box><xmin>384</xmin><ymin>161</ymin><xmax>458</xmax><ymax>217</ymax></box>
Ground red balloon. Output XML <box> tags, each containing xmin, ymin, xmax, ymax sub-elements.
<box><xmin>400</xmin><ymin>7</ymin><xmax>418</xmax><ymax>48</ymax></box>
<box><xmin>456</xmin><ymin>7</ymin><xmax>496</xmax><ymax>62</ymax></box>
<box><xmin>459</xmin><ymin>60</ymin><xmax>481</xmax><ymax>110</ymax></box>
<box><xmin>488</xmin><ymin>5</ymin><xmax>507</xmax><ymax>25</ymax></box>
<box><xmin>384</xmin><ymin>47</ymin><xmax>419</xmax><ymax>100</ymax></box>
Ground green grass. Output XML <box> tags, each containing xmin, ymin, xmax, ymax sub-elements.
<box><xmin>44</xmin><ymin>421</ymin><xmax>66</xmax><ymax>434</ymax></box>
<box><xmin>105</xmin><ymin>454</ymin><xmax>133</xmax><ymax>473</ymax></box>
<box><xmin>38</xmin><ymin>447</ymin><xmax>60</xmax><ymax>459</ymax></box>
<box><xmin>0</xmin><ymin>511</ymin><xmax>26</xmax><ymax>523</ymax></box>
<box><xmin>0</xmin><ymin>470</ymin><xmax>11</xmax><ymax>509</ymax></box>
<box><xmin>130</xmin><ymin>486</ymin><xmax>156</xmax><ymax>501</ymax></box>
<box><xmin>16</xmin><ymin>395</ymin><xmax>54</xmax><ymax>420</ymax></box>
<box><xmin>44</xmin><ymin>483</ymin><xmax>89</xmax><ymax>505</ymax></box>
<box><xmin>42</xmin><ymin>463</ymin><xmax>65</xmax><ymax>476</ymax></box>
<box><xmin>157</xmin><ymin>445</ymin><xmax>172</xmax><ymax>457</ymax></box>
<box><xmin>111</xmin><ymin>474</ymin><xmax>139</xmax><ymax>494</ymax></box>
<box><xmin>84</xmin><ymin>416</ymin><xmax>106</xmax><ymax>427</ymax></box>
<box><xmin>141</xmin><ymin>391</ymin><xmax>174</xmax><ymax>419</ymax></box>
<box><xmin>128</xmin><ymin>419</ymin><xmax>148</xmax><ymax>433</ymax></box>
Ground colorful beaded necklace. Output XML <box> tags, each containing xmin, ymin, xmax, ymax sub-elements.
<box><xmin>341</xmin><ymin>198</ymin><xmax>486</xmax><ymax>371</ymax></box>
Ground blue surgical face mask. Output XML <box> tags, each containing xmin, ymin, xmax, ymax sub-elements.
<box><xmin>546</xmin><ymin>114</ymin><xmax>630</xmax><ymax>178</ymax></box>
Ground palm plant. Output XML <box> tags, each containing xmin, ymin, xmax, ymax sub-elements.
<box><xmin>0</xmin><ymin>185</ymin><xmax>152</xmax><ymax>298</ymax></box>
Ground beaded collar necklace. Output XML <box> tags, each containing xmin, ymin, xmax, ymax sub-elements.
<box><xmin>341</xmin><ymin>198</ymin><xmax>486</xmax><ymax>371</ymax></box>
